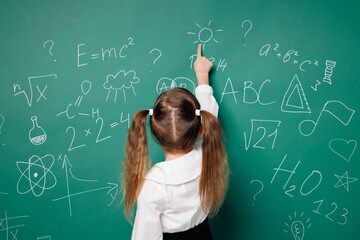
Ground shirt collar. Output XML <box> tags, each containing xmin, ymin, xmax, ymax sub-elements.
<box><xmin>145</xmin><ymin>148</ymin><xmax>202</xmax><ymax>185</ymax></box>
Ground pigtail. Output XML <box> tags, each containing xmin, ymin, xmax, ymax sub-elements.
<box><xmin>199</xmin><ymin>110</ymin><xmax>229</xmax><ymax>216</ymax></box>
<box><xmin>122</xmin><ymin>110</ymin><xmax>151</xmax><ymax>220</ymax></box>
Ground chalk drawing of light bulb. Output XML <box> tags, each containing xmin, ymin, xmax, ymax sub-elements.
<box><xmin>187</xmin><ymin>20</ymin><xmax>223</xmax><ymax>50</ymax></box>
<box><xmin>29</xmin><ymin>116</ymin><xmax>47</xmax><ymax>145</ymax></box>
<box><xmin>291</xmin><ymin>220</ymin><xmax>305</xmax><ymax>240</ymax></box>
<box><xmin>284</xmin><ymin>212</ymin><xmax>311</xmax><ymax>240</ymax></box>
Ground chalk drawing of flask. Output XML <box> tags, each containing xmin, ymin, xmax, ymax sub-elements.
<box><xmin>29</xmin><ymin>116</ymin><xmax>47</xmax><ymax>145</ymax></box>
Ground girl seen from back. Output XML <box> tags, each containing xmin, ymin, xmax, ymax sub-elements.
<box><xmin>121</xmin><ymin>44</ymin><xmax>229</xmax><ymax>240</ymax></box>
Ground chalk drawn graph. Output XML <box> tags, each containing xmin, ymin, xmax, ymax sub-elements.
<box><xmin>16</xmin><ymin>154</ymin><xmax>57</xmax><ymax>197</ymax></box>
<box><xmin>103</xmin><ymin>70</ymin><xmax>140</xmax><ymax>103</ymax></box>
<box><xmin>53</xmin><ymin>155</ymin><xmax>118</xmax><ymax>216</ymax></box>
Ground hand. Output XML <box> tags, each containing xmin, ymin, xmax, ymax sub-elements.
<box><xmin>194</xmin><ymin>44</ymin><xmax>213</xmax><ymax>85</ymax></box>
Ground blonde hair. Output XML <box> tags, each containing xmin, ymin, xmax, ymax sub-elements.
<box><xmin>121</xmin><ymin>88</ymin><xmax>229</xmax><ymax>220</ymax></box>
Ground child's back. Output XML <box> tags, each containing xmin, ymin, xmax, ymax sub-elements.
<box><xmin>122</xmin><ymin>44</ymin><xmax>228</xmax><ymax>240</ymax></box>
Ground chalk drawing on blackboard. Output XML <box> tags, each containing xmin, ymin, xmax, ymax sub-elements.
<box><xmin>0</xmin><ymin>210</ymin><xmax>29</xmax><ymax>240</ymax></box>
<box><xmin>334</xmin><ymin>171</ymin><xmax>358</xmax><ymax>192</ymax></box>
<box><xmin>311</xmin><ymin>80</ymin><xmax>321</xmax><ymax>92</ymax></box>
<box><xmin>150</xmin><ymin>48</ymin><xmax>162</xmax><ymax>65</ymax></box>
<box><xmin>62</xmin><ymin>155</ymin><xmax>98</xmax><ymax>183</ymax></box>
<box><xmin>75</xmin><ymin>80</ymin><xmax>92</xmax><ymax>107</ymax></box>
<box><xmin>110</xmin><ymin>112</ymin><xmax>130</xmax><ymax>129</ymax></box>
<box><xmin>281</xmin><ymin>74</ymin><xmax>311</xmax><ymax>114</ymax></box>
<box><xmin>283</xmin><ymin>212</ymin><xmax>311</xmax><ymax>240</ymax></box>
<box><xmin>66</xmin><ymin>126</ymin><xmax>86</xmax><ymax>151</ymax></box>
<box><xmin>95</xmin><ymin>117</ymin><xmax>112</xmax><ymax>143</ymax></box>
<box><xmin>220</xmin><ymin>77</ymin><xmax>238</xmax><ymax>104</ymax></box>
<box><xmin>299</xmin><ymin>100</ymin><xmax>355</xmax><ymax>137</ymax></box>
<box><xmin>29</xmin><ymin>116</ymin><xmax>47</xmax><ymax>145</ymax></box>
<box><xmin>103</xmin><ymin>70</ymin><xmax>140</xmax><ymax>103</ymax></box>
<box><xmin>16</xmin><ymin>154</ymin><xmax>57</xmax><ymax>197</ymax></box>
<box><xmin>250</xmin><ymin>179</ymin><xmax>263</xmax><ymax>206</ymax></box>
<box><xmin>53</xmin><ymin>155</ymin><xmax>119</xmax><ymax>215</ymax></box>
<box><xmin>243</xmin><ymin>79</ymin><xmax>276</xmax><ymax>105</ymax></box>
<box><xmin>13</xmin><ymin>74</ymin><xmax>57</xmax><ymax>107</ymax></box>
<box><xmin>0</xmin><ymin>114</ymin><xmax>4</xmax><ymax>134</ymax></box>
<box><xmin>37</xmin><ymin>235</ymin><xmax>51</xmax><ymax>240</ymax></box>
<box><xmin>329</xmin><ymin>139</ymin><xmax>357</xmax><ymax>162</ymax></box>
<box><xmin>187</xmin><ymin>20</ymin><xmax>223</xmax><ymax>50</ymax></box>
<box><xmin>156</xmin><ymin>77</ymin><xmax>195</xmax><ymax>95</ymax></box>
<box><xmin>43</xmin><ymin>40</ymin><xmax>56</xmax><ymax>62</ymax></box>
<box><xmin>271</xmin><ymin>154</ymin><xmax>301</xmax><ymax>192</ymax></box>
<box><xmin>313</xmin><ymin>199</ymin><xmax>349</xmax><ymax>225</ymax></box>
<box><xmin>77</xmin><ymin>38</ymin><xmax>135</xmax><ymax>67</ymax></box>
<box><xmin>241</xmin><ymin>20</ymin><xmax>252</xmax><ymax>46</ymax></box>
<box><xmin>84</xmin><ymin>128</ymin><xmax>91</xmax><ymax>137</ymax></box>
<box><xmin>56</xmin><ymin>103</ymin><xmax>75</xmax><ymax>119</ymax></box>
<box><xmin>323</xmin><ymin>60</ymin><xmax>336</xmax><ymax>85</ymax></box>
<box><xmin>299</xmin><ymin>60</ymin><xmax>311</xmax><ymax>71</ymax></box>
<box><xmin>189</xmin><ymin>55</ymin><xmax>228</xmax><ymax>72</ymax></box>
<box><xmin>244</xmin><ymin>119</ymin><xmax>281</xmax><ymax>150</ymax></box>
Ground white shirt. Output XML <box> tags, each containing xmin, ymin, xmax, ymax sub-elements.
<box><xmin>131</xmin><ymin>85</ymin><xmax>219</xmax><ymax>240</ymax></box>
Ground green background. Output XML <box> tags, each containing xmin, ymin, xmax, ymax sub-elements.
<box><xmin>1</xmin><ymin>0</ymin><xmax>359</xmax><ymax>239</ymax></box>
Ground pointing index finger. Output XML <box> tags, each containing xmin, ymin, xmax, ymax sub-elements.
<box><xmin>197</xmin><ymin>44</ymin><xmax>202</xmax><ymax>58</ymax></box>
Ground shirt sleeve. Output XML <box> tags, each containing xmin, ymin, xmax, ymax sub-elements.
<box><xmin>195</xmin><ymin>85</ymin><xmax>219</xmax><ymax>118</ymax></box>
<box><xmin>131</xmin><ymin>180</ymin><xmax>165</xmax><ymax>240</ymax></box>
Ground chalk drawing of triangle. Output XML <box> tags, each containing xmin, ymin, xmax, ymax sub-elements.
<box><xmin>281</xmin><ymin>74</ymin><xmax>311</xmax><ymax>113</ymax></box>
<box><xmin>286</xmin><ymin>85</ymin><xmax>303</xmax><ymax>109</ymax></box>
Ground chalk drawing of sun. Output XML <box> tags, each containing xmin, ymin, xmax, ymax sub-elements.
<box><xmin>187</xmin><ymin>20</ymin><xmax>223</xmax><ymax>50</ymax></box>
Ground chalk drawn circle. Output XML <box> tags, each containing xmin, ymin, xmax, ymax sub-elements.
<box><xmin>81</xmin><ymin>80</ymin><xmax>92</xmax><ymax>95</ymax></box>
<box><xmin>298</xmin><ymin>120</ymin><xmax>316</xmax><ymax>137</ymax></box>
<box><xmin>198</xmin><ymin>27</ymin><xmax>213</xmax><ymax>44</ymax></box>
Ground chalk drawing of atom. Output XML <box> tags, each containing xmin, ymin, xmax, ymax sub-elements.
<box><xmin>16</xmin><ymin>154</ymin><xmax>57</xmax><ymax>197</ymax></box>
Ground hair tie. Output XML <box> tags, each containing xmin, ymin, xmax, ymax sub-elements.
<box><xmin>148</xmin><ymin>109</ymin><xmax>153</xmax><ymax>116</ymax></box>
<box><xmin>195</xmin><ymin>109</ymin><xmax>201</xmax><ymax>116</ymax></box>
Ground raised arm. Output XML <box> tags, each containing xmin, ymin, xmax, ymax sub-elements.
<box><xmin>194</xmin><ymin>44</ymin><xmax>219</xmax><ymax>118</ymax></box>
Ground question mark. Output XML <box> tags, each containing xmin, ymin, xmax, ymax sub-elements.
<box><xmin>150</xmin><ymin>48</ymin><xmax>162</xmax><ymax>65</ymax></box>
<box><xmin>43</xmin><ymin>40</ymin><xmax>56</xmax><ymax>62</ymax></box>
<box><xmin>250</xmin><ymin>179</ymin><xmax>263</xmax><ymax>205</ymax></box>
<box><xmin>241</xmin><ymin>20</ymin><xmax>253</xmax><ymax>46</ymax></box>
<box><xmin>0</xmin><ymin>114</ymin><xmax>4</xmax><ymax>134</ymax></box>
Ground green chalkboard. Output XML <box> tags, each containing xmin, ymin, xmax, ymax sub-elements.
<box><xmin>1</xmin><ymin>0</ymin><xmax>359</xmax><ymax>239</ymax></box>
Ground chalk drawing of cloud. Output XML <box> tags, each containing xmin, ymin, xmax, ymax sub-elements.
<box><xmin>103</xmin><ymin>70</ymin><xmax>140</xmax><ymax>103</ymax></box>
